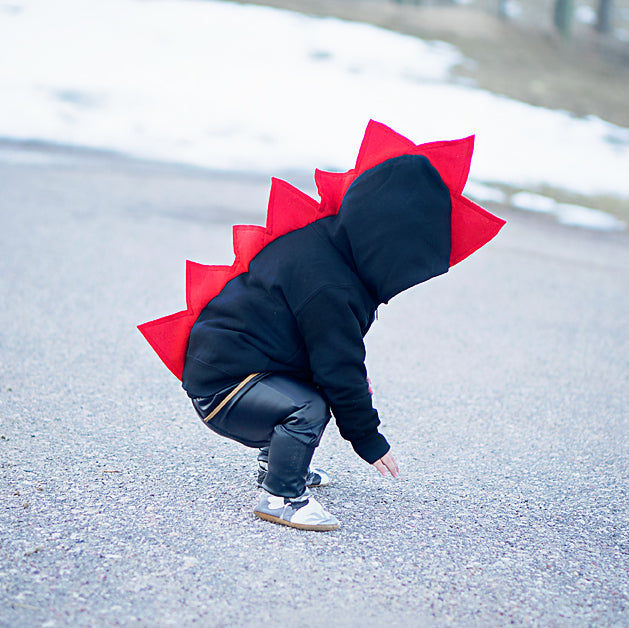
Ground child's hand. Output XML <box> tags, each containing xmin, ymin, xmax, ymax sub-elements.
<box><xmin>373</xmin><ymin>450</ymin><xmax>399</xmax><ymax>478</ymax></box>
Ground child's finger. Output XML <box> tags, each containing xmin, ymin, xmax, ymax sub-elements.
<box><xmin>388</xmin><ymin>459</ymin><xmax>400</xmax><ymax>478</ymax></box>
<box><xmin>373</xmin><ymin>459</ymin><xmax>388</xmax><ymax>476</ymax></box>
<box><xmin>381</xmin><ymin>452</ymin><xmax>400</xmax><ymax>478</ymax></box>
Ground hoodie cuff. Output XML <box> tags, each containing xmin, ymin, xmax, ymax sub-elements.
<box><xmin>351</xmin><ymin>430</ymin><xmax>390</xmax><ymax>464</ymax></box>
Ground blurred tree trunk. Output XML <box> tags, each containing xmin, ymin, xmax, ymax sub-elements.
<box><xmin>554</xmin><ymin>0</ymin><xmax>573</xmax><ymax>38</ymax></box>
<box><xmin>596</xmin><ymin>0</ymin><xmax>613</xmax><ymax>34</ymax></box>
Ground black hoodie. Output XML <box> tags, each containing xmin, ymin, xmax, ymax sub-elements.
<box><xmin>182</xmin><ymin>154</ymin><xmax>452</xmax><ymax>463</ymax></box>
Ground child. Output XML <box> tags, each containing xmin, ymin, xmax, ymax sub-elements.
<box><xmin>139</xmin><ymin>121</ymin><xmax>505</xmax><ymax>531</ymax></box>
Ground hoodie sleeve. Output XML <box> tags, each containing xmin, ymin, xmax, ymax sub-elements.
<box><xmin>295</xmin><ymin>286</ymin><xmax>390</xmax><ymax>463</ymax></box>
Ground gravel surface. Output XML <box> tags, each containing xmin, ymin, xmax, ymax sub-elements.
<box><xmin>1</xmin><ymin>143</ymin><xmax>627</xmax><ymax>626</ymax></box>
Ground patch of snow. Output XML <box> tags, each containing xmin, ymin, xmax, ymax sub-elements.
<box><xmin>0</xmin><ymin>146</ymin><xmax>64</xmax><ymax>165</ymax></box>
<box><xmin>575</xmin><ymin>6</ymin><xmax>597</xmax><ymax>25</ymax></box>
<box><xmin>503</xmin><ymin>1</ymin><xmax>523</xmax><ymax>19</ymax></box>
<box><xmin>0</xmin><ymin>0</ymin><xmax>628</xmax><ymax>213</ymax></box>
<box><xmin>510</xmin><ymin>191</ymin><xmax>624</xmax><ymax>231</ymax></box>
<box><xmin>615</xmin><ymin>28</ymin><xmax>629</xmax><ymax>42</ymax></box>
<box><xmin>511</xmin><ymin>192</ymin><xmax>557</xmax><ymax>213</ymax></box>
<box><xmin>555</xmin><ymin>203</ymin><xmax>626</xmax><ymax>231</ymax></box>
<box><xmin>463</xmin><ymin>181</ymin><xmax>507</xmax><ymax>204</ymax></box>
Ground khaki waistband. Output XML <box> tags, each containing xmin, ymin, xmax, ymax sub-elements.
<box><xmin>203</xmin><ymin>373</ymin><xmax>260</xmax><ymax>423</ymax></box>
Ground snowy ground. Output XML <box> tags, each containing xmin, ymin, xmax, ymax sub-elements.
<box><xmin>1</xmin><ymin>0</ymin><xmax>627</xmax><ymax>229</ymax></box>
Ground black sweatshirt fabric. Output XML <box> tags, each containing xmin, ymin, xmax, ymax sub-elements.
<box><xmin>182</xmin><ymin>154</ymin><xmax>452</xmax><ymax>463</ymax></box>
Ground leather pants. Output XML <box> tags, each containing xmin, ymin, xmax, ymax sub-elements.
<box><xmin>191</xmin><ymin>374</ymin><xmax>331</xmax><ymax>498</ymax></box>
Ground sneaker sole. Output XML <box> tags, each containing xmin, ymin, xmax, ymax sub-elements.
<box><xmin>253</xmin><ymin>510</ymin><xmax>339</xmax><ymax>531</ymax></box>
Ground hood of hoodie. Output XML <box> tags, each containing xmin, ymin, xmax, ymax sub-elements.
<box><xmin>321</xmin><ymin>154</ymin><xmax>451</xmax><ymax>305</ymax></box>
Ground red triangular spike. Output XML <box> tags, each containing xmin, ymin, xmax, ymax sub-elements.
<box><xmin>138</xmin><ymin>310</ymin><xmax>197</xmax><ymax>380</ymax></box>
<box><xmin>414</xmin><ymin>136</ymin><xmax>474</xmax><ymax>195</ymax></box>
<box><xmin>266</xmin><ymin>178</ymin><xmax>321</xmax><ymax>239</ymax></box>
<box><xmin>450</xmin><ymin>194</ymin><xmax>506</xmax><ymax>266</ymax></box>
<box><xmin>186</xmin><ymin>261</ymin><xmax>234</xmax><ymax>313</ymax></box>
<box><xmin>232</xmin><ymin>224</ymin><xmax>266</xmax><ymax>270</ymax></box>
<box><xmin>314</xmin><ymin>168</ymin><xmax>358</xmax><ymax>217</ymax></box>
<box><xmin>354</xmin><ymin>120</ymin><xmax>416</xmax><ymax>173</ymax></box>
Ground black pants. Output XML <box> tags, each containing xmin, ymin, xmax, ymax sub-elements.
<box><xmin>191</xmin><ymin>374</ymin><xmax>331</xmax><ymax>498</ymax></box>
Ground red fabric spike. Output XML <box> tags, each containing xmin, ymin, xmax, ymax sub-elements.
<box><xmin>266</xmin><ymin>178</ymin><xmax>321</xmax><ymax>238</ymax></box>
<box><xmin>186</xmin><ymin>261</ymin><xmax>234</xmax><ymax>313</ymax></box>
<box><xmin>232</xmin><ymin>224</ymin><xmax>267</xmax><ymax>271</ymax></box>
<box><xmin>138</xmin><ymin>310</ymin><xmax>197</xmax><ymax>380</ymax></box>
<box><xmin>314</xmin><ymin>168</ymin><xmax>358</xmax><ymax>217</ymax></box>
<box><xmin>450</xmin><ymin>194</ymin><xmax>506</xmax><ymax>266</ymax></box>
<box><xmin>354</xmin><ymin>120</ymin><xmax>415</xmax><ymax>172</ymax></box>
<box><xmin>414</xmin><ymin>135</ymin><xmax>475</xmax><ymax>195</ymax></box>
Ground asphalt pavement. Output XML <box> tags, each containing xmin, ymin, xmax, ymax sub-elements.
<box><xmin>1</xmin><ymin>142</ymin><xmax>627</xmax><ymax>626</ymax></box>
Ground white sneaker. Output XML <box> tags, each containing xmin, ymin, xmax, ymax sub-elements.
<box><xmin>253</xmin><ymin>491</ymin><xmax>340</xmax><ymax>531</ymax></box>
<box><xmin>306</xmin><ymin>468</ymin><xmax>331</xmax><ymax>488</ymax></box>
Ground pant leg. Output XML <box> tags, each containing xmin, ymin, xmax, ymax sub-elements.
<box><xmin>195</xmin><ymin>374</ymin><xmax>330</xmax><ymax>498</ymax></box>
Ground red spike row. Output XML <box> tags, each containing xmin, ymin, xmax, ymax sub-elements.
<box><xmin>139</xmin><ymin>178</ymin><xmax>325</xmax><ymax>381</ymax></box>
<box><xmin>449</xmin><ymin>193</ymin><xmax>506</xmax><ymax>267</ymax></box>
<box><xmin>189</xmin><ymin>179</ymin><xmax>322</xmax><ymax>312</ymax></box>
<box><xmin>138</xmin><ymin>120</ymin><xmax>503</xmax><ymax>381</ymax></box>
